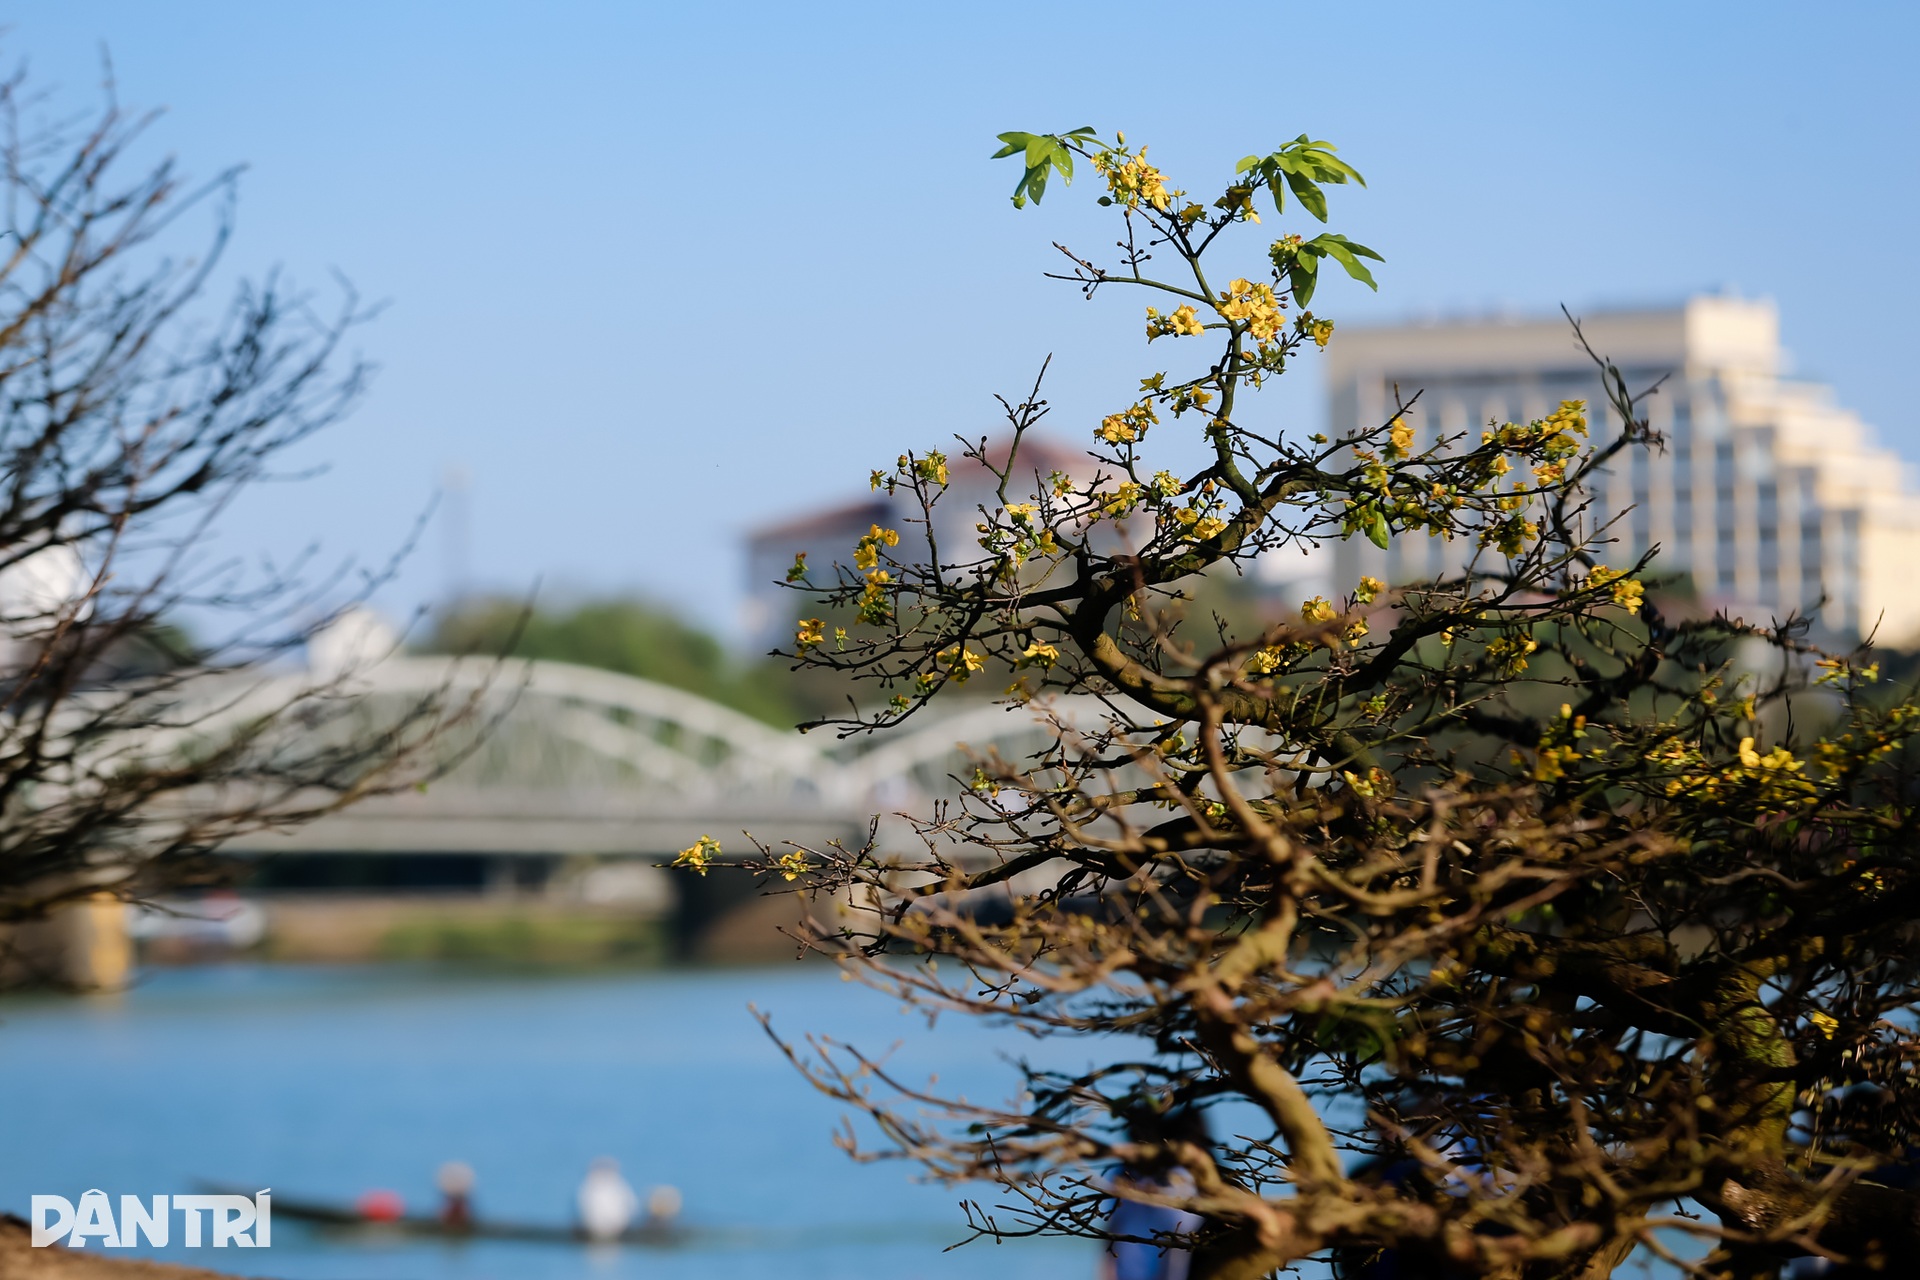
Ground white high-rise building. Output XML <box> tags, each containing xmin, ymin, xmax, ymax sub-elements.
<box><xmin>1327</xmin><ymin>297</ymin><xmax>1920</xmax><ymax>646</ymax></box>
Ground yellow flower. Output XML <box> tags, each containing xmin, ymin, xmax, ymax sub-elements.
<box><xmin>941</xmin><ymin>645</ymin><xmax>986</xmax><ymax>682</ymax></box>
<box><xmin>915</xmin><ymin>452</ymin><xmax>949</xmax><ymax>487</ymax></box>
<box><xmin>854</xmin><ymin>523</ymin><xmax>901</xmax><ymax>571</ymax></box>
<box><xmin>1301</xmin><ymin>596</ymin><xmax>1336</xmax><ymax>624</ymax></box>
<box><xmin>1192</xmin><ymin>516</ymin><xmax>1227</xmax><ymax>541</ymax></box>
<box><xmin>1101</xmin><ymin>482</ymin><xmax>1144</xmax><ymax>517</ymax></box>
<box><xmin>1248</xmin><ymin>645</ymin><xmax>1284</xmax><ymax>675</ymax></box>
<box><xmin>1385</xmin><ymin>417</ymin><xmax>1414</xmax><ymax>459</ymax></box>
<box><xmin>796</xmin><ymin>618</ymin><xmax>826</xmax><ymax>651</ymax></box>
<box><xmin>1354</xmin><ymin>576</ymin><xmax>1385</xmax><ymax>605</ymax></box>
<box><xmin>1485</xmin><ymin>635</ymin><xmax>1538</xmax><ymax>676</ymax></box>
<box><xmin>1808</xmin><ymin>1011</ymin><xmax>1839</xmax><ymax>1039</ymax></box>
<box><xmin>1005</xmin><ymin>503</ymin><xmax>1036</xmax><ymax>523</ymax></box>
<box><xmin>1532</xmin><ymin>744</ymin><xmax>1581</xmax><ymax>783</ymax></box>
<box><xmin>1217</xmin><ymin>278</ymin><xmax>1284</xmax><ymax>344</ymax></box>
<box><xmin>673</xmin><ymin>834</ymin><xmax>721</xmax><ymax>876</ymax></box>
<box><xmin>1586</xmin><ymin>565</ymin><xmax>1645</xmax><ymax>614</ymax></box>
<box><xmin>857</xmin><ymin>570</ymin><xmax>892</xmax><ymax>625</ymax></box>
<box><xmin>776</xmin><ymin>850</ymin><xmax>812</xmax><ymax>882</ymax></box>
<box><xmin>1543</xmin><ymin>399</ymin><xmax>1588</xmax><ymax>437</ymax></box>
<box><xmin>1098</xmin><ymin>401</ymin><xmax>1158</xmax><ymax>444</ymax></box>
<box><xmin>1096</xmin><ymin>147</ymin><xmax>1174</xmax><ymax>211</ymax></box>
<box><xmin>1018</xmin><ymin>640</ymin><xmax>1060</xmax><ymax>668</ymax></box>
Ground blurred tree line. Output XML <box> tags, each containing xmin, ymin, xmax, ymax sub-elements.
<box><xmin>420</xmin><ymin>596</ymin><xmax>825</xmax><ymax>727</ymax></box>
<box><xmin>421</xmin><ymin>574</ymin><xmax>1303</xmax><ymax>733</ymax></box>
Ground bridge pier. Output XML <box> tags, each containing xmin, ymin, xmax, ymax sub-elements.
<box><xmin>0</xmin><ymin>893</ymin><xmax>132</xmax><ymax>991</ymax></box>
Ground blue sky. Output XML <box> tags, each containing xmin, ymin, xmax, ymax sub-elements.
<box><xmin>10</xmin><ymin>2</ymin><xmax>1917</xmax><ymax>640</ymax></box>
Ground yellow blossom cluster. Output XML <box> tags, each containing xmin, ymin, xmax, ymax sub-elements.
<box><xmin>1484</xmin><ymin>399</ymin><xmax>1588</xmax><ymax>450</ymax></box>
<box><xmin>1146</xmin><ymin>305</ymin><xmax>1206</xmax><ymax>340</ymax></box>
<box><xmin>1342</xmin><ymin>766</ymin><xmax>1395</xmax><ymax>799</ymax></box>
<box><xmin>1098</xmin><ymin>400</ymin><xmax>1158</xmax><ymax>444</ymax></box>
<box><xmin>673</xmin><ymin>834</ymin><xmax>722</xmax><ymax>876</ymax></box>
<box><xmin>1017</xmin><ymin>640</ymin><xmax>1059</xmax><ymax>668</ymax></box>
<box><xmin>1479</xmin><ymin>516</ymin><xmax>1541</xmax><ymax>557</ymax></box>
<box><xmin>913</xmin><ymin>451</ymin><xmax>949</xmax><ymax>487</ymax></box>
<box><xmin>1656</xmin><ymin>736</ymin><xmax>1817</xmax><ymax>809</ymax></box>
<box><xmin>1384</xmin><ymin>417</ymin><xmax>1415</xmax><ymax>460</ymax></box>
<box><xmin>775</xmin><ymin>850</ymin><xmax>812</xmax><ymax>882</ymax></box>
<box><xmin>1353</xmin><ymin>576</ymin><xmax>1385</xmax><ymax>605</ymax></box>
<box><xmin>858</xmin><ymin>569</ymin><xmax>892</xmax><ymax>625</ymax></box>
<box><xmin>1815</xmin><ymin>656</ymin><xmax>1881</xmax><ymax>687</ymax></box>
<box><xmin>940</xmin><ymin>645</ymin><xmax>986</xmax><ymax>682</ymax></box>
<box><xmin>1301</xmin><ymin>596</ymin><xmax>1337</xmax><ymax>624</ymax></box>
<box><xmin>1485</xmin><ymin>635</ymin><xmax>1538</xmax><ymax>676</ymax></box>
<box><xmin>1214</xmin><ymin>184</ymin><xmax>1260</xmax><ymax>223</ymax></box>
<box><xmin>1297</xmin><ymin>312</ymin><xmax>1335</xmax><ymax>348</ymax></box>
<box><xmin>1532</xmin><ymin>744</ymin><xmax>1581</xmax><ymax>783</ymax></box>
<box><xmin>1216</xmin><ymin>278</ymin><xmax>1284</xmax><ymax>344</ymax></box>
<box><xmin>1585</xmin><ymin>565</ymin><xmax>1645</xmax><ymax>614</ymax></box>
<box><xmin>1093</xmin><ymin>147</ymin><xmax>1173</xmax><ymax>211</ymax></box>
<box><xmin>873</xmin><ymin>450</ymin><xmax>950</xmax><ymax>495</ymax></box>
<box><xmin>1248</xmin><ymin>645</ymin><xmax>1284</xmax><ymax>675</ymax></box>
<box><xmin>796</xmin><ymin>617</ymin><xmax>826</xmax><ymax>651</ymax></box>
<box><xmin>854</xmin><ymin>523</ymin><xmax>901</xmax><ymax>571</ymax></box>
<box><xmin>1527</xmin><ymin>704</ymin><xmax>1594</xmax><ymax>782</ymax></box>
<box><xmin>1165</xmin><ymin>501</ymin><xmax>1226</xmax><ymax>541</ymax></box>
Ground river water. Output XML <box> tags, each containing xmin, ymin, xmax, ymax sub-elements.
<box><xmin>0</xmin><ymin>962</ymin><xmax>1093</xmax><ymax>1279</ymax></box>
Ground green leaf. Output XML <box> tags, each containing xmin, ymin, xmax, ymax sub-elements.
<box><xmin>1315</xmin><ymin>232</ymin><xmax>1384</xmax><ymax>262</ymax></box>
<box><xmin>1283</xmin><ymin>169</ymin><xmax>1328</xmax><ymax>222</ymax></box>
<box><xmin>1310</xmin><ymin>235</ymin><xmax>1379</xmax><ymax>290</ymax></box>
<box><xmin>993</xmin><ymin>128</ymin><xmax>1094</xmax><ymax>208</ymax></box>
<box><xmin>1365</xmin><ymin>509</ymin><xmax>1391</xmax><ymax>549</ymax></box>
<box><xmin>1025</xmin><ymin>164</ymin><xmax>1050</xmax><ymax>204</ymax></box>
<box><xmin>1287</xmin><ymin>255</ymin><xmax>1320</xmax><ymax>307</ymax></box>
<box><xmin>1234</xmin><ymin>154</ymin><xmax>1260</xmax><ymax>175</ymax></box>
<box><xmin>991</xmin><ymin>131</ymin><xmax>1034</xmax><ymax>159</ymax></box>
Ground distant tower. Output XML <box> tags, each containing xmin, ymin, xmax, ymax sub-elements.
<box><xmin>1326</xmin><ymin>297</ymin><xmax>1920</xmax><ymax>646</ymax></box>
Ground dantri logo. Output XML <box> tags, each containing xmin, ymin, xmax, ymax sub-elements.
<box><xmin>31</xmin><ymin>1191</ymin><xmax>271</xmax><ymax>1248</ymax></box>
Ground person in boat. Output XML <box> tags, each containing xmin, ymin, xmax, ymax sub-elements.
<box><xmin>577</xmin><ymin>1156</ymin><xmax>640</xmax><ymax>1242</ymax></box>
<box><xmin>1099</xmin><ymin>1107</ymin><xmax>1209</xmax><ymax>1280</ymax></box>
<box><xmin>436</xmin><ymin>1161</ymin><xmax>475</xmax><ymax>1230</ymax></box>
<box><xmin>643</xmin><ymin>1184</ymin><xmax>683</xmax><ymax>1233</ymax></box>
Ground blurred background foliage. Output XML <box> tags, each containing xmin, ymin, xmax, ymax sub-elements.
<box><xmin>418</xmin><ymin>597</ymin><xmax>831</xmax><ymax>727</ymax></box>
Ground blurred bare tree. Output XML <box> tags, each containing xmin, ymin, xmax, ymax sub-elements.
<box><xmin>0</xmin><ymin>64</ymin><xmax>470</xmax><ymax>956</ymax></box>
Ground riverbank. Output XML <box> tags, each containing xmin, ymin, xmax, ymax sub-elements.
<box><xmin>0</xmin><ymin>1217</ymin><xmax>246</xmax><ymax>1280</ymax></box>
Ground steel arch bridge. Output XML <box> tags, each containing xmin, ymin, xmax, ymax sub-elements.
<box><xmin>211</xmin><ymin>656</ymin><xmax>1110</xmax><ymax>861</ymax></box>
